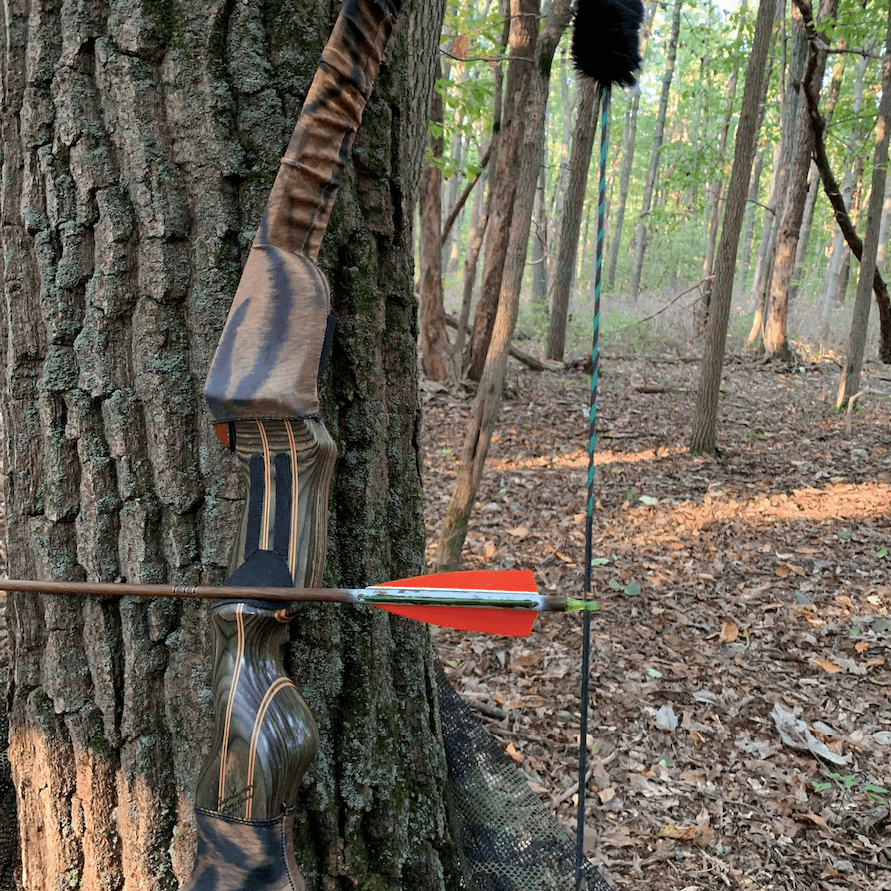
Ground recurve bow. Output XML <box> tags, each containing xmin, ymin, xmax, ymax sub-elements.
<box><xmin>179</xmin><ymin>0</ymin><xmax>399</xmax><ymax>887</ymax></box>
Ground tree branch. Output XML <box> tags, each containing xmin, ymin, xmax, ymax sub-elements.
<box><xmin>440</xmin><ymin>142</ymin><xmax>492</xmax><ymax>247</ymax></box>
<box><xmin>444</xmin><ymin>313</ymin><xmax>561</xmax><ymax>372</ymax></box>
<box><xmin>793</xmin><ymin>0</ymin><xmax>891</xmax><ymax>362</ymax></box>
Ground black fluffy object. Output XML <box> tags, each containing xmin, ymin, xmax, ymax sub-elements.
<box><xmin>572</xmin><ymin>0</ymin><xmax>644</xmax><ymax>88</ymax></box>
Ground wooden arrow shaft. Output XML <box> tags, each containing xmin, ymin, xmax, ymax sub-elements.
<box><xmin>0</xmin><ymin>577</ymin><xmax>571</xmax><ymax>611</ymax></box>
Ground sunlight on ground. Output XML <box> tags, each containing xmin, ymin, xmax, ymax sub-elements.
<box><xmin>489</xmin><ymin>445</ymin><xmax>687</xmax><ymax>471</ymax></box>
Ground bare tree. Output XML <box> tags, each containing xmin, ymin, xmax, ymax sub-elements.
<box><xmin>627</xmin><ymin>0</ymin><xmax>683</xmax><ymax>301</ymax></box>
<box><xmin>837</xmin><ymin>9</ymin><xmax>891</xmax><ymax>405</ymax></box>
<box><xmin>690</xmin><ymin>0</ymin><xmax>777</xmax><ymax>455</ymax></box>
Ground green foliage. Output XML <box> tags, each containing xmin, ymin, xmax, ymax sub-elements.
<box><xmin>431</xmin><ymin>0</ymin><xmax>888</xmax><ymax>356</ymax></box>
<box><xmin>813</xmin><ymin>772</ymin><xmax>890</xmax><ymax>804</ymax></box>
<box><xmin>426</xmin><ymin>0</ymin><xmax>502</xmax><ymax>179</ymax></box>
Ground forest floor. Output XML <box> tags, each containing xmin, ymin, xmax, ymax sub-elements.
<box><xmin>0</xmin><ymin>310</ymin><xmax>888</xmax><ymax>890</ymax></box>
<box><xmin>423</xmin><ymin>350</ymin><xmax>891</xmax><ymax>891</ymax></box>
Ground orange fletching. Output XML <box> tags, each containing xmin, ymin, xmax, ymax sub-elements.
<box><xmin>376</xmin><ymin>570</ymin><xmax>539</xmax><ymax>637</ymax></box>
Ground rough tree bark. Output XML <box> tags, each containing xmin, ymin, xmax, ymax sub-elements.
<box><xmin>0</xmin><ymin>1</ymin><xmax>453</xmax><ymax>889</ymax></box>
<box><xmin>689</xmin><ymin>0</ymin><xmax>776</xmax><ymax>455</ymax></box>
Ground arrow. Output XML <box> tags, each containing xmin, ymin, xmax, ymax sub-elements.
<box><xmin>1</xmin><ymin>570</ymin><xmax>598</xmax><ymax>637</ymax></box>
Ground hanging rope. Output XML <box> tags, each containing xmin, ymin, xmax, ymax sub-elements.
<box><xmin>575</xmin><ymin>82</ymin><xmax>610</xmax><ymax>889</ymax></box>
<box><xmin>569</xmin><ymin>3</ymin><xmax>643</xmax><ymax>883</ymax></box>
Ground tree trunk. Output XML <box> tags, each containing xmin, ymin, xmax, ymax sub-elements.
<box><xmin>837</xmin><ymin>14</ymin><xmax>891</xmax><ymax>404</ymax></box>
<box><xmin>689</xmin><ymin>0</ymin><xmax>776</xmax><ymax>455</ymax></box>
<box><xmin>466</xmin><ymin>0</ymin><xmax>536</xmax><ymax>381</ymax></box>
<box><xmin>788</xmin><ymin>161</ymin><xmax>819</xmax><ymax>304</ymax></box>
<box><xmin>747</xmin><ymin>8</ymin><xmax>800</xmax><ymax>347</ymax></box>
<box><xmin>876</xmin><ymin>167</ymin><xmax>891</xmax><ymax>274</ymax></box>
<box><xmin>419</xmin><ymin>56</ymin><xmax>456</xmax><ymax>382</ymax></box>
<box><xmin>437</xmin><ymin>0</ymin><xmax>571</xmax><ymax>569</ymax></box>
<box><xmin>606</xmin><ymin>0</ymin><xmax>657</xmax><ymax>290</ymax></box>
<box><xmin>547</xmin><ymin>79</ymin><xmax>599</xmax><ymax>361</ymax></box>
<box><xmin>549</xmin><ymin>62</ymin><xmax>578</xmax><ymax>268</ymax></box>
<box><xmin>791</xmin><ymin>46</ymin><xmax>844</xmax><ymax>306</ymax></box>
<box><xmin>0</xmin><ymin>1</ymin><xmax>453</xmax><ymax>889</ymax></box>
<box><xmin>455</xmin><ymin>202</ymin><xmax>489</xmax><ymax>371</ymax></box>
<box><xmin>802</xmin><ymin>21</ymin><xmax>891</xmax><ymax>362</ymax></box>
<box><xmin>0</xmin><ymin>666</ymin><xmax>16</xmax><ymax>889</ymax></box>
<box><xmin>531</xmin><ymin>162</ymin><xmax>550</xmax><ymax>311</ymax></box>
<box><xmin>702</xmin><ymin>2</ymin><xmax>746</xmax><ymax>295</ymax></box>
<box><xmin>746</xmin><ymin>168</ymin><xmax>778</xmax><ymax>345</ymax></box>
<box><xmin>605</xmin><ymin>0</ymin><xmax>656</xmax><ymax>296</ymax></box>
<box><xmin>735</xmin><ymin>144</ymin><xmax>766</xmax><ymax>291</ymax></box>
<box><xmin>627</xmin><ymin>0</ymin><xmax>683</xmax><ymax>301</ymax></box>
<box><xmin>819</xmin><ymin>45</ymin><xmax>872</xmax><ymax>338</ymax></box>
<box><xmin>456</xmin><ymin>12</ymin><xmax>508</xmax><ymax>374</ymax></box>
<box><xmin>763</xmin><ymin>0</ymin><xmax>836</xmax><ymax>360</ymax></box>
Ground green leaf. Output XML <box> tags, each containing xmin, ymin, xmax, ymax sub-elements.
<box><xmin>647</xmin><ymin>668</ymin><xmax>662</xmax><ymax>678</ymax></box>
<box><xmin>608</xmin><ymin>578</ymin><xmax>640</xmax><ymax>596</ymax></box>
<box><xmin>591</xmin><ymin>557</ymin><xmax>610</xmax><ymax>566</ymax></box>
<box><xmin>877</xmin><ymin>547</ymin><xmax>888</xmax><ymax>559</ymax></box>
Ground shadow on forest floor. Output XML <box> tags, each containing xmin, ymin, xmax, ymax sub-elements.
<box><xmin>423</xmin><ymin>351</ymin><xmax>891</xmax><ymax>891</ymax></box>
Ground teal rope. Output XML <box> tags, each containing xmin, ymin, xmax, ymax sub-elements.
<box><xmin>575</xmin><ymin>82</ymin><xmax>609</xmax><ymax>890</ymax></box>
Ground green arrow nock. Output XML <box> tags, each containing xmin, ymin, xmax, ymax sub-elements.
<box><xmin>566</xmin><ymin>598</ymin><xmax>600</xmax><ymax>612</ymax></box>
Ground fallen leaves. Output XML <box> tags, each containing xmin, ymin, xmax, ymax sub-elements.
<box><xmin>424</xmin><ymin>357</ymin><xmax>891</xmax><ymax>890</ymax></box>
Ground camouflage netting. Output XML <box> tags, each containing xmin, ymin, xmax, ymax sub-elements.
<box><xmin>0</xmin><ymin>666</ymin><xmax>18</xmax><ymax>891</ymax></box>
<box><xmin>437</xmin><ymin>663</ymin><xmax>611</xmax><ymax>891</ymax></box>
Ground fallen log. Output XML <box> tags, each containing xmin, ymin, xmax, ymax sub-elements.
<box><xmin>444</xmin><ymin>313</ymin><xmax>562</xmax><ymax>372</ymax></box>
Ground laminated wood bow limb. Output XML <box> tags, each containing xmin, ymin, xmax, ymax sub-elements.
<box><xmin>181</xmin><ymin>0</ymin><xmax>400</xmax><ymax>886</ymax></box>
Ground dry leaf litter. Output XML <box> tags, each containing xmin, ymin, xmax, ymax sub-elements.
<box><xmin>423</xmin><ymin>355</ymin><xmax>891</xmax><ymax>891</ymax></box>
